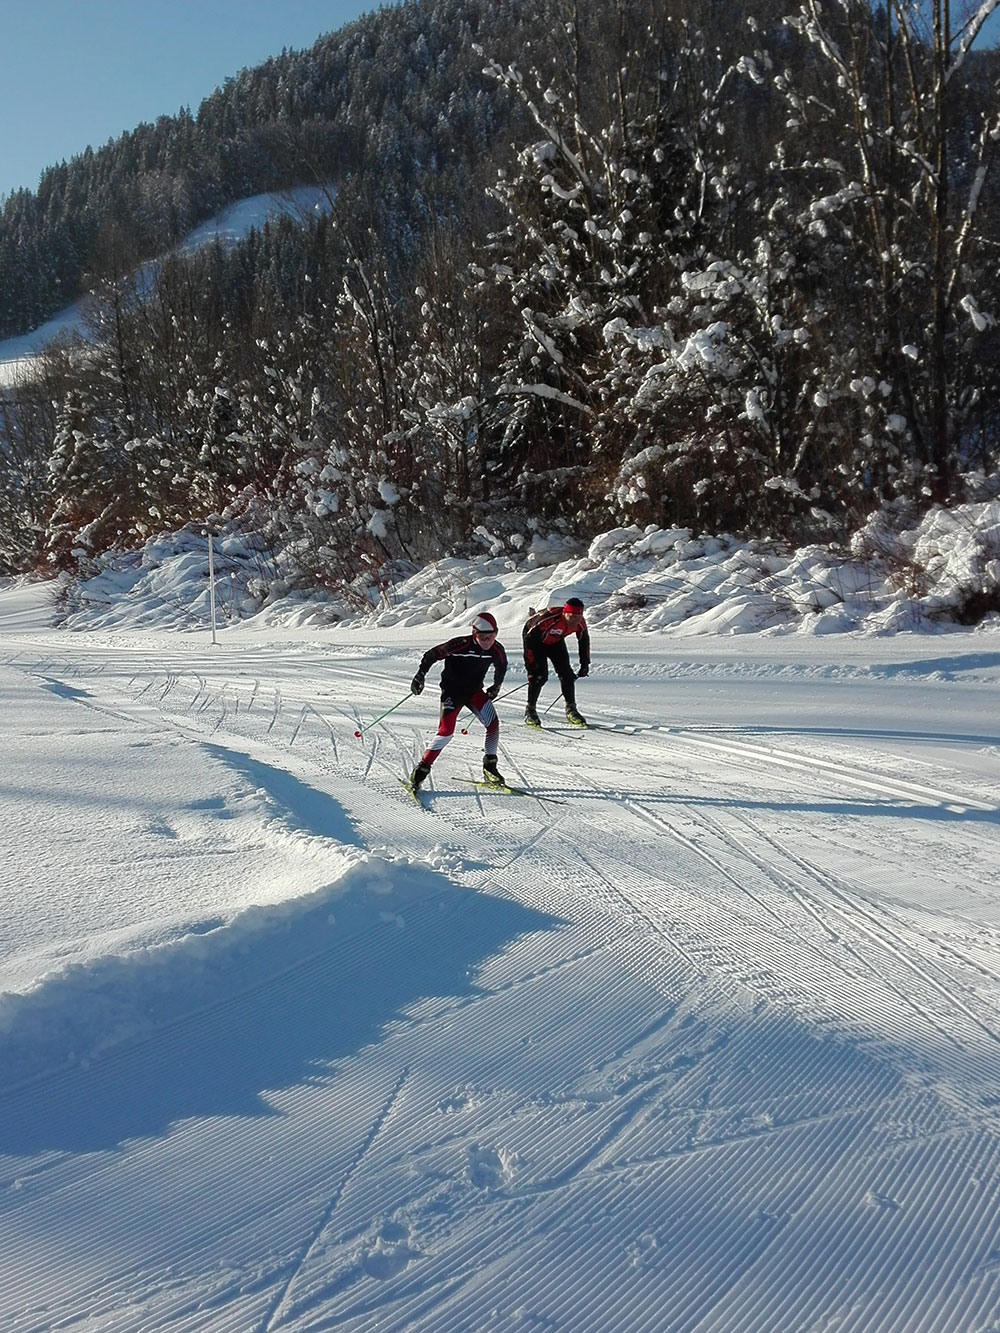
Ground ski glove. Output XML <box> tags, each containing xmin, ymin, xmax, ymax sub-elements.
<box><xmin>486</xmin><ymin>682</ymin><xmax>500</xmax><ymax>700</ymax></box>
<box><xmin>410</xmin><ymin>674</ymin><xmax>425</xmax><ymax>696</ymax></box>
<box><xmin>577</xmin><ymin>663</ymin><xmax>589</xmax><ymax>678</ymax></box>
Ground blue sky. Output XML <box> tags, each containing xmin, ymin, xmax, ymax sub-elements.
<box><xmin>2</xmin><ymin>1</ymin><xmax>997</xmax><ymax>203</ymax></box>
<box><xmin>0</xmin><ymin>1</ymin><xmax>382</xmax><ymax>200</ymax></box>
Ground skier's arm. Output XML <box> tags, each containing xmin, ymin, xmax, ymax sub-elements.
<box><xmin>522</xmin><ymin>625</ymin><xmax>542</xmax><ymax>670</ymax></box>
<box><xmin>577</xmin><ymin>622</ymin><xmax>591</xmax><ymax>673</ymax></box>
<box><xmin>490</xmin><ymin>641</ymin><xmax>508</xmax><ymax>693</ymax></box>
<box><xmin>414</xmin><ymin>637</ymin><xmax>460</xmax><ymax>687</ymax></box>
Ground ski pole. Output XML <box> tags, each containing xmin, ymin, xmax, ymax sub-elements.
<box><xmin>542</xmin><ymin>688</ymin><xmax>565</xmax><ymax>716</ymax></box>
<box><xmin>495</xmin><ymin>681</ymin><xmax>527</xmax><ymax>703</ymax></box>
<box><xmin>354</xmin><ymin>692</ymin><xmax>413</xmax><ymax>738</ymax></box>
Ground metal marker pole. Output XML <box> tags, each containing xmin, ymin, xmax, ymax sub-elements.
<box><xmin>207</xmin><ymin>532</ymin><xmax>218</xmax><ymax>646</ymax></box>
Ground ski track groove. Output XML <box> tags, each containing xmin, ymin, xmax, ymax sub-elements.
<box><xmin>934</xmin><ymin>930</ymin><xmax>1000</xmax><ymax>991</ymax></box>
<box><xmin>561</xmin><ymin>763</ymin><xmax>822</xmax><ymax>992</ymax></box>
<box><xmin>670</xmin><ymin>728</ymin><xmax>999</xmax><ymax>814</ymax></box>
<box><xmin>3</xmin><ymin>1080</ymin><xmax>403</xmax><ymax>1331</ymax></box>
<box><xmin>682</xmin><ymin>801</ymin><xmax>976</xmax><ymax>1047</ymax></box>
<box><xmin>567</xmin><ymin>729</ymin><xmax>1000</xmax><ymax>1099</ymax></box>
<box><xmin>569</xmin><ymin>835</ymin><xmax>702</xmax><ymax>975</ymax></box>
<box><xmin>257</xmin><ymin>1065</ymin><xmax>411</xmax><ymax>1333</ymax></box>
<box><xmin>718</xmin><ymin>802</ymin><xmax>1000</xmax><ymax>1056</ymax></box>
<box><xmin>623</xmin><ymin>794</ymin><xmax>802</xmax><ymax>936</ymax></box>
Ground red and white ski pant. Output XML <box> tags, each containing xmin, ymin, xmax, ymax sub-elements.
<box><xmin>420</xmin><ymin>689</ymin><xmax>498</xmax><ymax>767</ymax></box>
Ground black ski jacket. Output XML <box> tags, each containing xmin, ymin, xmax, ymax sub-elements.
<box><xmin>417</xmin><ymin>634</ymin><xmax>507</xmax><ymax>702</ymax></box>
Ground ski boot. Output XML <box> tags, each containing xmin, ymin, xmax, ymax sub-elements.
<box><xmin>524</xmin><ymin>708</ymin><xmax>542</xmax><ymax>729</ymax></box>
<box><xmin>565</xmin><ymin>707</ymin><xmax>588</xmax><ymax>727</ymax></box>
<box><xmin>410</xmin><ymin>760</ymin><xmax>432</xmax><ymax>790</ymax></box>
<box><xmin>482</xmin><ymin>754</ymin><xmax>506</xmax><ymax>786</ymax></box>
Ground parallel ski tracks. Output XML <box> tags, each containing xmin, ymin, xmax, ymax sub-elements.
<box><xmin>614</xmin><ymin>779</ymin><xmax>1000</xmax><ymax>1105</ymax></box>
<box><xmin>667</xmin><ymin>725</ymin><xmax>999</xmax><ymax>814</ymax></box>
<box><xmin>716</xmin><ymin>803</ymin><xmax>1000</xmax><ymax>1054</ymax></box>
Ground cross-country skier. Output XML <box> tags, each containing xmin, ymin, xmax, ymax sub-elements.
<box><xmin>408</xmin><ymin>612</ymin><xmax>508</xmax><ymax>791</ymax></box>
<box><xmin>522</xmin><ymin>597</ymin><xmax>591</xmax><ymax>728</ymax></box>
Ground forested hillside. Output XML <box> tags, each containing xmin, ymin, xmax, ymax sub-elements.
<box><xmin>2</xmin><ymin>0</ymin><xmax>999</xmax><ymax>622</ymax></box>
<box><xmin>0</xmin><ymin>0</ymin><xmax>537</xmax><ymax>339</ymax></box>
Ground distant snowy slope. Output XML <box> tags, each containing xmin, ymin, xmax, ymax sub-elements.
<box><xmin>175</xmin><ymin>184</ymin><xmax>332</xmax><ymax>253</ymax></box>
<box><xmin>0</xmin><ymin>302</ymin><xmax>89</xmax><ymax>382</ymax></box>
<box><xmin>0</xmin><ymin>185</ymin><xmax>333</xmax><ymax>386</ymax></box>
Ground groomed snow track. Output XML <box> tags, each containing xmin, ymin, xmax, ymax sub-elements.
<box><xmin>1</xmin><ymin>634</ymin><xmax>999</xmax><ymax>1332</ymax></box>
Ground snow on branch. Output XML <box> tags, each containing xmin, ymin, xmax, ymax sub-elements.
<box><xmin>522</xmin><ymin>311</ymin><xmax>564</xmax><ymax>365</ymax></box>
<box><xmin>478</xmin><ymin>53</ymin><xmax>595</xmax><ymax>195</ymax></box>
<box><xmin>949</xmin><ymin>0</ymin><xmax>1000</xmax><ymax>80</ymax></box>
<box><xmin>497</xmin><ymin>382</ymin><xmax>594</xmax><ymax>415</ymax></box>
<box><xmin>947</xmin><ymin>106</ymin><xmax>1000</xmax><ymax>300</ymax></box>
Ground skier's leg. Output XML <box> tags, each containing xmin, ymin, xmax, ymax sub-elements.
<box><xmin>523</xmin><ymin>638</ymin><xmax>547</xmax><ymax>722</ymax></box>
<box><xmin>418</xmin><ymin>697</ymin><xmax>461</xmax><ymax>767</ymax></box>
<box><xmin>468</xmin><ymin>691</ymin><xmax>506</xmax><ymax>783</ymax></box>
<box><xmin>549</xmin><ymin>639</ymin><xmax>577</xmax><ymax>709</ymax></box>
<box><xmin>467</xmin><ymin>690</ymin><xmax>500</xmax><ymax>757</ymax></box>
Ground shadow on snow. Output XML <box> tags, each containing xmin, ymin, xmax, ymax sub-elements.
<box><xmin>0</xmin><ymin>865</ymin><xmax>561</xmax><ymax>1156</ymax></box>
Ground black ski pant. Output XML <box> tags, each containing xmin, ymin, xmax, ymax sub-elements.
<box><xmin>523</xmin><ymin>635</ymin><xmax>577</xmax><ymax>712</ymax></box>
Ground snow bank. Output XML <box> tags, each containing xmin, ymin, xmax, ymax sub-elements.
<box><xmin>0</xmin><ymin>851</ymin><xmax>457</xmax><ymax>1091</ymax></box>
<box><xmin>52</xmin><ymin>501</ymin><xmax>1000</xmax><ymax>639</ymax></box>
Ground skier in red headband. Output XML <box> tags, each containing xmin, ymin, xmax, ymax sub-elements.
<box><xmin>522</xmin><ymin>597</ymin><xmax>590</xmax><ymax>728</ymax></box>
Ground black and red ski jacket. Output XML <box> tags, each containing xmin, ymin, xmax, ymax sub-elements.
<box><xmin>416</xmin><ymin>634</ymin><xmax>507</xmax><ymax>702</ymax></box>
<box><xmin>523</xmin><ymin>606</ymin><xmax>591</xmax><ymax>669</ymax></box>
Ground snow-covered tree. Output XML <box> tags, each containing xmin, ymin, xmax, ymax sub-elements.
<box><xmin>396</xmin><ymin>218</ymin><xmax>509</xmax><ymax>549</ymax></box>
<box><xmin>478</xmin><ymin>12</ymin><xmax>698</xmax><ymax>532</ymax></box>
<box><xmin>45</xmin><ymin>390</ymin><xmax>134</xmax><ymax>570</ymax></box>
<box><xmin>769</xmin><ymin>0</ymin><xmax>1000</xmax><ymax>503</ymax></box>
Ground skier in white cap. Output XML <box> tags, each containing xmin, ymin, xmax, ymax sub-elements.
<box><xmin>408</xmin><ymin>612</ymin><xmax>508</xmax><ymax>790</ymax></box>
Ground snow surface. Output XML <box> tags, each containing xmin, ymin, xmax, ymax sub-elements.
<box><xmin>2</xmin><ymin>538</ymin><xmax>1000</xmax><ymax>1331</ymax></box>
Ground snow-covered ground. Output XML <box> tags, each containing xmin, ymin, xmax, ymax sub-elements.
<box><xmin>3</xmin><ymin>537</ymin><xmax>1000</xmax><ymax>1331</ymax></box>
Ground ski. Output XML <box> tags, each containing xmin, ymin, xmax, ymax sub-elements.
<box><xmin>536</xmin><ymin>719</ymin><xmax>650</xmax><ymax>735</ymax></box>
<box><xmin>524</xmin><ymin>718</ymin><xmax>585</xmax><ymax>736</ymax></box>
<box><xmin>398</xmin><ymin>777</ymin><xmax>429</xmax><ymax>806</ymax></box>
<box><xmin>463</xmin><ymin>779</ymin><xmax>566</xmax><ymax>805</ymax></box>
